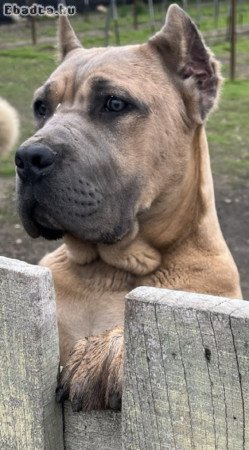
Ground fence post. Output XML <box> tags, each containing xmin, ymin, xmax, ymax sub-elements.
<box><xmin>230</xmin><ymin>0</ymin><xmax>237</xmax><ymax>81</ymax></box>
<box><xmin>63</xmin><ymin>405</ymin><xmax>121</xmax><ymax>449</ymax></box>
<box><xmin>0</xmin><ymin>257</ymin><xmax>63</xmax><ymax>449</ymax></box>
<box><xmin>122</xmin><ymin>286</ymin><xmax>249</xmax><ymax>449</ymax></box>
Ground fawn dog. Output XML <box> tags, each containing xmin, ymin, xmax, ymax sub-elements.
<box><xmin>15</xmin><ymin>5</ymin><xmax>242</xmax><ymax>411</ymax></box>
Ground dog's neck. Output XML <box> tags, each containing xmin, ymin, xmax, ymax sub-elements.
<box><xmin>141</xmin><ymin>125</ymin><xmax>221</xmax><ymax>250</ymax></box>
<box><xmin>64</xmin><ymin>126</ymin><xmax>223</xmax><ymax>276</ymax></box>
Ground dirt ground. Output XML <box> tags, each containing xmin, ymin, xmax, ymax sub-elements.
<box><xmin>0</xmin><ymin>176</ymin><xmax>248</xmax><ymax>299</ymax></box>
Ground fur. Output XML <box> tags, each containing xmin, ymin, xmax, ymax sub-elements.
<box><xmin>0</xmin><ymin>98</ymin><xmax>19</xmax><ymax>155</ymax></box>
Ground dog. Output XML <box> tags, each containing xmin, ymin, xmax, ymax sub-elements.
<box><xmin>15</xmin><ymin>4</ymin><xmax>242</xmax><ymax>411</ymax></box>
<box><xmin>0</xmin><ymin>98</ymin><xmax>19</xmax><ymax>156</ymax></box>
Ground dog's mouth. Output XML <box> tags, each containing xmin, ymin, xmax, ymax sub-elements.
<box><xmin>19</xmin><ymin>201</ymin><xmax>132</xmax><ymax>244</ymax></box>
<box><xmin>32</xmin><ymin>205</ymin><xmax>60</xmax><ymax>229</ymax></box>
<box><xmin>34</xmin><ymin>222</ymin><xmax>64</xmax><ymax>240</ymax></box>
<box><xmin>16</xmin><ymin>173</ymin><xmax>138</xmax><ymax>244</ymax></box>
<box><xmin>18</xmin><ymin>200</ymin><xmax>64</xmax><ymax>240</ymax></box>
<box><xmin>32</xmin><ymin>205</ymin><xmax>65</xmax><ymax>240</ymax></box>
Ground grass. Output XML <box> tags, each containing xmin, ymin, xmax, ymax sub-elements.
<box><xmin>0</xmin><ymin>45</ymin><xmax>56</xmax><ymax>175</ymax></box>
<box><xmin>207</xmin><ymin>80</ymin><xmax>249</xmax><ymax>186</ymax></box>
<box><xmin>0</xmin><ymin>8</ymin><xmax>248</xmax><ymax>188</ymax></box>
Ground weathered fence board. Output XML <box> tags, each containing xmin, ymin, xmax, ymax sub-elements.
<box><xmin>64</xmin><ymin>403</ymin><xmax>121</xmax><ymax>449</ymax></box>
<box><xmin>123</xmin><ymin>286</ymin><xmax>249</xmax><ymax>450</ymax></box>
<box><xmin>2</xmin><ymin>256</ymin><xmax>249</xmax><ymax>449</ymax></box>
<box><xmin>0</xmin><ymin>257</ymin><xmax>63</xmax><ymax>450</ymax></box>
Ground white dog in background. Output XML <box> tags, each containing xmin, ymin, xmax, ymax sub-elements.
<box><xmin>0</xmin><ymin>98</ymin><xmax>19</xmax><ymax>155</ymax></box>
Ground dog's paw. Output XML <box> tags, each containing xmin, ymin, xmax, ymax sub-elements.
<box><xmin>56</xmin><ymin>326</ymin><xmax>123</xmax><ymax>412</ymax></box>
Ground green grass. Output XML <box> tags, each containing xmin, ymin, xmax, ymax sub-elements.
<box><xmin>0</xmin><ymin>45</ymin><xmax>56</xmax><ymax>175</ymax></box>
<box><xmin>212</xmin><ymin>37</ymin><xmax>249</xmax><ymax>55</ymax></box>
<box><xmin>187</xmin><ymin>2</ymin><xmax>249</xmax><ymax>31</ymax></box>
<box><xmin>207</xmin><ymin>80</ymin><xmax>249</xmax><ymax>186</ymax></box>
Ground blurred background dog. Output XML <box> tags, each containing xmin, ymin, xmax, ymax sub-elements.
<box><xmin>0</xmin><ymin>98</ymin><xmax>19</xmax><ymax>156</ymax></box>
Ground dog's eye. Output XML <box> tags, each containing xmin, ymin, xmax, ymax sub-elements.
<box><xmin>105</xmin><ymin>96</ymin><xmax>128</xmax><ymax>112</ymax></box>
<box><xmin>34</xmin><ymin>100</ymin><xmax>47</xmax><ymax>118</ymax></box>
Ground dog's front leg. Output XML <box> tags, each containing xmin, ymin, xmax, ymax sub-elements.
<box><xmin>56</xmin><ymin>326</ymin><xmax>123</xmax><ymax>412</ymax></box>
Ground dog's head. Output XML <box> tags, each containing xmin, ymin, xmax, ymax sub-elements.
<box><xmin>15</xmin><ymin>5</ymin><xmax>221</xmax><ymax>245</ymax></box>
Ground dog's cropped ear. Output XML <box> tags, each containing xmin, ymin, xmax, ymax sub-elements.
<box><xmin>149</xmin><ymin>4</ymin><xmax>222</xmax><ymax>123</ymax></box>
<box><xmin>58</xmin><ymin>14</ymin><xmax>82</xmax><ymax>60</ymax></box>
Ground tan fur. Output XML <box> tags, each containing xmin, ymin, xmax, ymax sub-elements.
<box><xmin>0</xmin><ymin>98</ymin><xmax>19</xmax><ymax>155</ymax></box>
<box><xmin>56</xmin><ymin>326</ymin><xmax>123</xmax><ymax>410</ymax></box>
<box><xmin>33</xmin><ymin>5</ymin><xmax>242</xmax><ymax>410</ymax></box>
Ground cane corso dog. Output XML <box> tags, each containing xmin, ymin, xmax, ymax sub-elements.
<box><xmin>15</xmin><ymin>4</ymin><xmax>242</xmax><ymax>411</ymax></box>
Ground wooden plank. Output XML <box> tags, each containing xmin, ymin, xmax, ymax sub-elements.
<box><xmin>123</xmin><ymin>286</ymin><xmax>249</xmax><ymax>450</ymax></box>
<box><xmin>64</xmin><ymin>402</ymin><xmax>121</xmax><ymax>449</ymax></box>
<box><xmin>0</xmin><ymin>257</ymin><xmax>63</xmax><ymax>450</ymax></box>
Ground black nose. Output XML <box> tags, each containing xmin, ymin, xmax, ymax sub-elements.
<box><xmin>15</xmin><ymin>144</ymin><xmax>56</xmax><ymax>181</ymax></box>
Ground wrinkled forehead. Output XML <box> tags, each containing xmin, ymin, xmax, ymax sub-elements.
<box><xmin>34</xmin><ymin>44</ymin><xmax>165</xmax><ymax>105</ymax></box>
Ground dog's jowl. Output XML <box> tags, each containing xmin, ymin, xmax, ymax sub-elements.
<box><xmin>15</xmin><ymin>4</ymin><xmax>242</xmax><ymax>411</ymax></box>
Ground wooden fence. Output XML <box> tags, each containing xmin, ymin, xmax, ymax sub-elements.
<box><xmin>1</xmin><ymin>256</ymin><xmax>249</xmax><ymax>449</ymax></box>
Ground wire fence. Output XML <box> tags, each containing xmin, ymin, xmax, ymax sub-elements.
<box><xmin>1</xmin><ymin>1</ymin><xmax>249</xmax><ymax>79</ymax></box>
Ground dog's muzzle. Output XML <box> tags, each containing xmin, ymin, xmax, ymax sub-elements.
<box><xmin>15</xmin><ymin>143</ymin><xmax>104</xmax><ymax>240</ymax></box>
<box><xmin>15</xmin><ymin>140</ymin><xmax>138</xmax><ymax>244</ymax></box>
